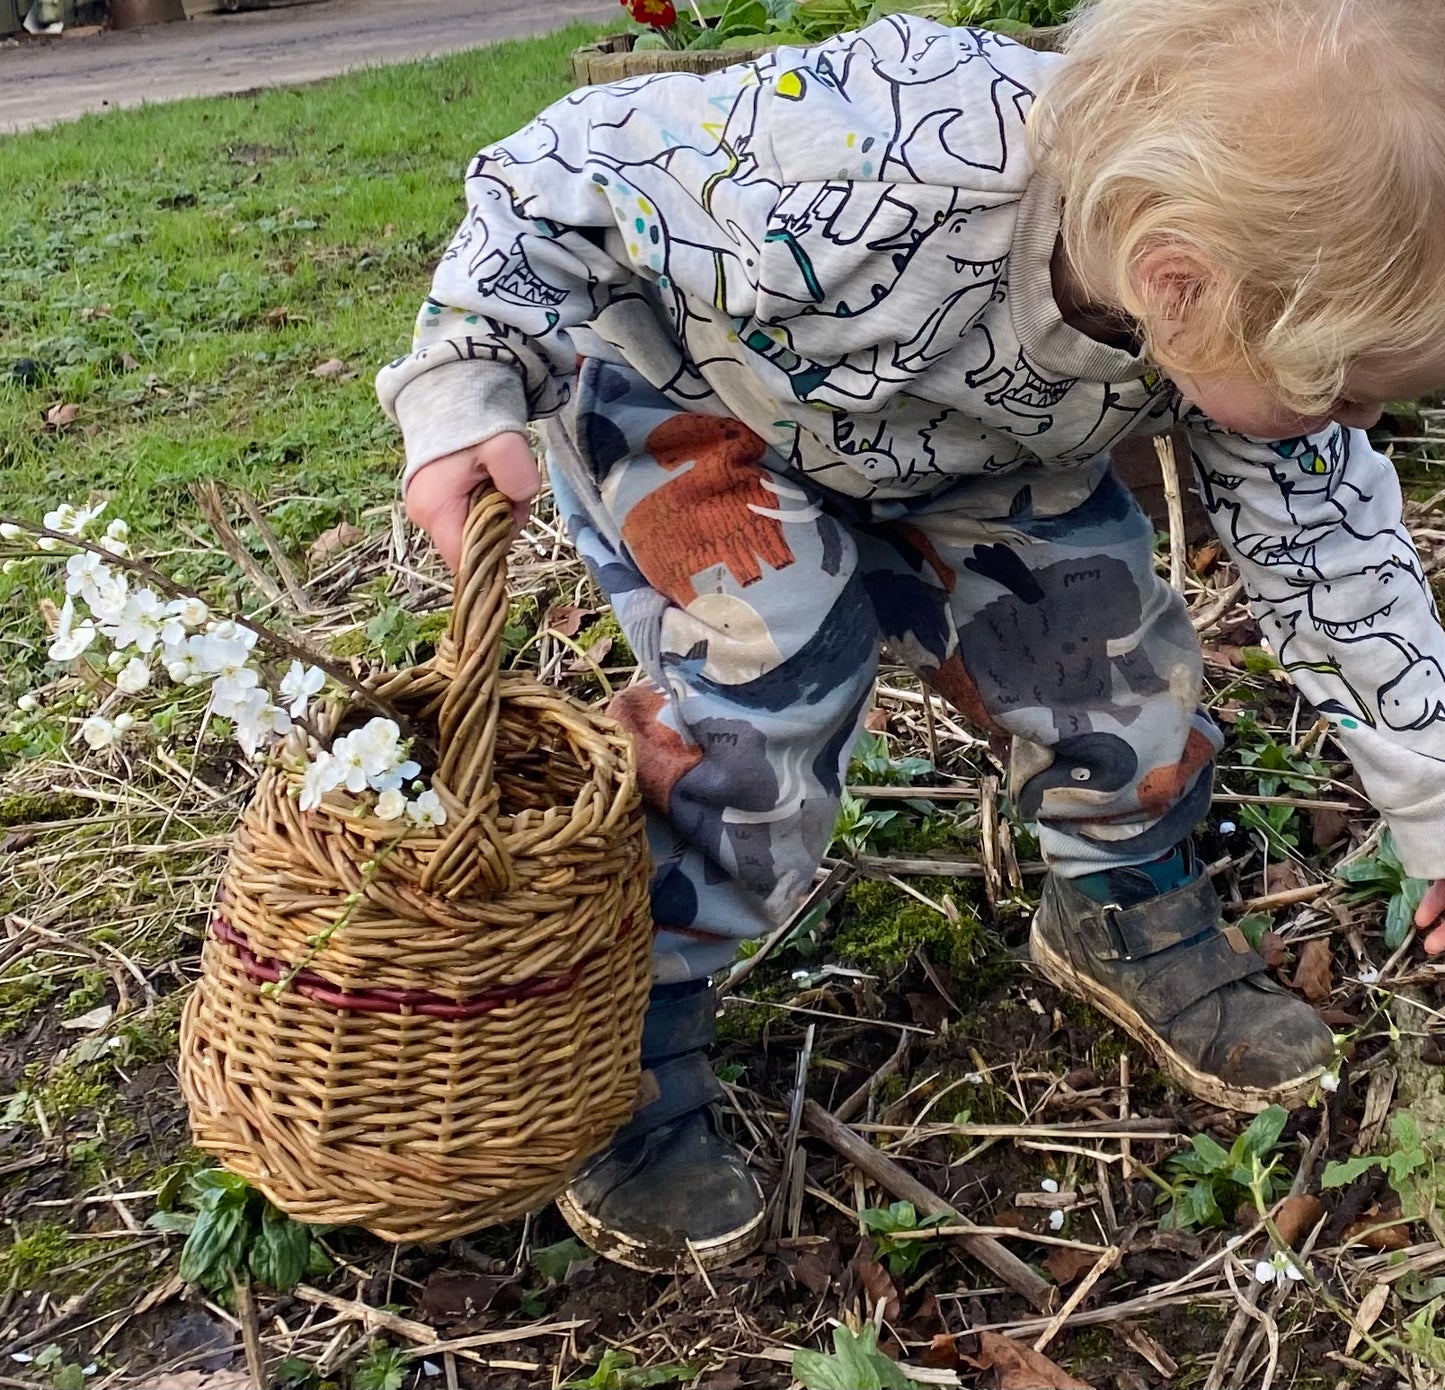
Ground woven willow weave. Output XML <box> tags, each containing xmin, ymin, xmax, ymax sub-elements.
<box><xmin>179</xmin><ymin>491</ymin><xmax>653</xmax><ymax>1243</ymax></box>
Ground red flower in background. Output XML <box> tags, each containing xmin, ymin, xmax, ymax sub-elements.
<box><xmin>622</xmin><ymin>0</ymin><xmax>677</xmax><ymax>27</ymax></box>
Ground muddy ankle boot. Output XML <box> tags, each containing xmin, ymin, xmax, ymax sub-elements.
<box><xmin>1030</xmin><ymin>847</ymin><xmax>1334</xmax><ymax>1112</ymax></box>
<box><xmin>555</xmin><ymin>980</ymin><xmax>765</xmax><ymax>1273</ymax></box>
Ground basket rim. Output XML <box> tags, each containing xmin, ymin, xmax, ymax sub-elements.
<box><xmin>211</xmin><ymin>911</ymin><xmax>643</xmax><ymax>1017</ymax></box>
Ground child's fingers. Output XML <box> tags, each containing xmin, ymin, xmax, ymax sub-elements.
<box><xmin>1415</xmin><ymin>879</ymin><xmax>1445</xmax><ymax>955</ymax></box>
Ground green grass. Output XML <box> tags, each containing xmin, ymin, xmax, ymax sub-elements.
<box><xmin>0</xmin><ymin>23</ymin><xmax>603</xmax><ymax>683</ymax></box>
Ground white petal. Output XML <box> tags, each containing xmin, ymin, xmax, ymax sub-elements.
<box><xmin>1254</xmin><ymin>1261</ymin><xmax>1277</xmax><ymax>1284</ymax></box>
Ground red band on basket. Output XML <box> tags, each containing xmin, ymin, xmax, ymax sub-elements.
<box><xmin>210</xmin><ymin>914</ymin><xmax>639</xmax><ymax>1019</ymax></box>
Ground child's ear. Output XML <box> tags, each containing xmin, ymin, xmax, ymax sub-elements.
<box><xmin>1130</xmin><ymin>243</ymin><xmax>1214</xmax><ymax>345</ymax></box>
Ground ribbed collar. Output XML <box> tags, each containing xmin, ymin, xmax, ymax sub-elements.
<box><xmin>1010</xmin><ymin>173</ymin><xmax>1149</xmax><ymax>383</ymax></box>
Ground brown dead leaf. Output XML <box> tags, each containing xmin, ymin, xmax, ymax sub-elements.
<box><xmin>1344</xmin><ymin>1205</ymin><xmax>1411</xmax><ymax>1251</ymax></box>
<box><xmin>1189</xmin><ymin>541</ymin><xmax>1223</xmax><ymax>576</ymax></box>
<box><xmin>306</xmin><ymin>520</ymin><xmax>362</xmax><ymax>566</ymax></box>
<box><xmin>120</xmin><ymin>351</ymin><xmax>140</xmax><ymax>372</ymax></box>
<box><xmin>843</xmin><ymin>1251</ymin><xmax>901</xmax><ymax>1324</ymax></box>
<box><xmin>1044</xmin><ymin>1246</ymin><xmax>1102</xmax><ymax>1285</ymax></box>
<box><xmin>545</xmin><ymin>603</ymin><xmax>590</xmax><ymax>638</ymax></box>
<box><xmin>264</xmin><ymin>305</ymin><xmax>292</xmax><ymax>326</ymax></box>
<box><xmin>1259</xmin><ymin>931</ymin><xmax>1288</xmax><ymax>971</ymax></box>
<box><xmin>906</xmin><ymin>990</ymin><xmax>951</xmax><ymax>1031</ymax></box>
<box><xmin>968</xmin><ymin>1331</ymin><xmax>1094</xmax><ymax>1389</ymax></box>
<box><xmin>1309</xmin><ymin>807</ymin><xmax>1349</xmax><ymax>849</ymax></box>
<box><xmin>44</xmin><ymin>401</ymin><xmax>78</xmax><ymax>429</ymax></box>
<box><xmin>148</xmin><ymin>1374</ymin><xmax>257</xmax><ymax>1390</ymax></box>
<box><xmin>310</xmin><ymin>357</ymin><xmax>349</xmax><ymax>380</ymax></box>
<box><xmin>1273</xmin><ymin>1194</ymin><xmax>1324</xmax><ymax>1248</ymax></box>
<box><xmin>1264</xmin><ymin>860</ymin><xmax>1305</xmax><ymax>895</ymax></box>
<box><xmin>789</xmin><ymin>1250</ymin><xmax>833</xmax><ymax>1296</ymax></box>
<box><xmin>921</xmin><ymin>1333</ymin><xmax>971</xmax><ymax>1370</ymax></box>
<box><xmin>417</xmin><ymin>1269</ymin><xmax>516</xmax><ymax>1325</ymax></box>
<box><xmin>864</xmin><ymin>706</ymin><xmax>889</xmax><ymax>733</ymax></box>
<box><xmin>1292</xmin><ymin>938</ymin><xmax>1334</xmax><ymax>1002</ymax></box>
<box><xmin>0</xmin><ymin>831</ymin><xmax>37</xmax><ymax>854</ymax></box>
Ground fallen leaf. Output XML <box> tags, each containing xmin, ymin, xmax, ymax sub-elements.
<box><xmin>1320</xmin><ymin>1007</ymin><xmax>1360</xmax><ymax>1029</ymax></box>
<box><xmin>968</xmin><ymin>1331</ymin><xmax>1094</xmax><ymax>1389</ymax></box>
<box><xmin>1344</xmin><ymin>1205</ymin><xmax>1411</xmax><ymax>1251</ymax></box>
<box><xmin>306</xmin><ymin>520</ymin><xmax>362</xmax><ymax>565</ymax></box>
<box><xmin>1309</xmin><ymin>807</ymin><xmax>1349</xmax><ymax>849</ymax></box>
<box><xmin>1265</xmin><ymin>860</ymin><xmax>1305</xmax><ymax>895</ymax></box>
<box><xmin>60</xmin><ymin>1003</ymin><xmax>114</xmax><ymax>1032</ymax></box>
<box><xmin>1292</xmin><ymin>938</ymin><xmax>1334</xmax><ymax>1002</ymax></box>
<box><xmin>44</xmin><ymin>402</ymin><xmax>79</xmax><ymax>429</ymax></box>
<box><xmin>790</xmin><ymin>1251</ymin><xmax>833</xmax><ymax>1296</ymax></box>
<box><xmin>1345</xmin><ymin>1282</ymin><xmax>1391</xmax><ymax>1358</ymax></box>
<box><xmin>864</xmin><ymin>707</ymin><xmax>889</xmax><ymax>733</ymax></box>
<box><xmin>310</xmin><ymin>357</ymin><xmax>349</xmax><ymax>380</ymax></box>
<box><xmin>1259</xmin><ymin>931</ymin><xmax>1288</xmax><ymax>971</ymax></box>
<box><xmin>147</xmin><ymin>1374</ymin><xmax>257</xmax><ymax>1390</ymax></box>
<box><xmin>921</xmin><ymin>1333</ymin><xmax>971</xmax><ymax>1370</ymax></box>
<box><xmin>264</xmin><ymin>305</ymin><xmax>292</xmax><ymax>326</ymax></box>
<box><xmin>1190</xmin><ymin>542</ymin><xmax>1223</xmax><ymax>576</ymax></box>
<box><xmin>417</xmin><ymin>1269</ymin><xmax>516</xmax><ymax>1325</ymax></box>
<box><xmin>120</xmin><ymin>352</ymin><xmax>140</xmax><ymax>372</ymax></box>
<box><xmin>0</xmin><ymin>831</ymin><xmax>36</xmax><ymax>853</ymax></box>
<box><xmin>573</xmin><ymin>634</ymin><xmax>612</xmax><ymax>666</ymax></box>
<box><xmin>843</xmin><ymin>1250</ymin><xmax>900</xmax><ymax>1324</ymax></box>
<box><xmin>1044</xmin><ymin>1246</ymin><xmax>1101</xmax><ymax>1285</ymax></box>
<box><xmin>1273</xmin><ymin>1194</ymin><xmax>1324</xmax><ymax>1248</ymax></box>
<box><xmin>1420</xmin><ymin>1035</ymin><xmax>1445</xmax><ymax>1066</ymax></box>
<box><xmin>545</xmin><ymin>603</ymin><xmax>590</xmax><ymax>638</ymax></box>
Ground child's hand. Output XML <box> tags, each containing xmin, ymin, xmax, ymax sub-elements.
<box><xmin>404</xmin><ymin>432</ymin><xmax>540</xmax><ymax>572</ymax></box>
<box><xmin>1414</xmin><ymin>880</ymin><xmax>1445</xmax><ymax>954</ymax></box>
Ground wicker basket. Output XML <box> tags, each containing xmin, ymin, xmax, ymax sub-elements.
<box><xmin>179</xmin><ymin>491</ymin><xmax>654</xmax><ymax>1244</ymax></box>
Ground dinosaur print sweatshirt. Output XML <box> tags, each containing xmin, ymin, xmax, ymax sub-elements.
<box><xmin>377</xmin><ymin>15</ymin><xmax>1445</xmax><ymax>878</ymax></box>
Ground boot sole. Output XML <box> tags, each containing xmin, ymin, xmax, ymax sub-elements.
<box><xmin>554</xmin><ymin>1187</ymin><xmax>766</xmax><ymax>1276</ymax></box>
<box><xmin>1028</xmin><ymin>927</ymin><xmax>1323</xmax><ymax>1113</ymax></box>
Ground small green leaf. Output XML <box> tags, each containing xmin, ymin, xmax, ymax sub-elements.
<box><xmin>793</xmin><ymin>1325</ymin><xmax>918</xmax><ymax>1389</ymax></box>
<box><xmin>531</xmin><ymin>1236</ymin><xmax>592</xmax><ymax>1285</ymax></box>
<box><xmin>179</xmin><ymin>1201</ymin><xmax>246</xmax><ymax>1287</ymax></box>
<box><xmin>1191</xmin><ymin>1132</ymin><xmax>1231</xmax><ymax>1169</ymax></box>
<box><xmin>248</xmin><ymin>1204</ymin><xmax>311</xmax><ymax>1291</ymax></box>
<box><xmin>52</xmin><ymin>1364</ymin><xmax>86</xmax><ymax>1390</ymax></box>
<box><xmin>147</xmin><ymin>1210</ymin><xmax>197</xmax><ymax>1235</ymax></box>
<box><xmin>1321</xmin><ymin>1155</ymin><xmax>1383</xmax><ymax>1189</ymax></box>
<box><xmin>1239</xmin><ymin>1104</ymin><xmax>1288</xmax><ymax>1159</ymax></box>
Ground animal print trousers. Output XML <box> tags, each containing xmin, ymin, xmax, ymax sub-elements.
<box><xmin>547</xmin><ymin>360</ymin><xmax>1223</xmax><ymax>984</ymax></box>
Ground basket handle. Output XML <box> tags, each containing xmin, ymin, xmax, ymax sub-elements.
<box><xmin>424</xmin><ymin>486</ymin><xmax>516</xmax><ymax>896</ymax></box>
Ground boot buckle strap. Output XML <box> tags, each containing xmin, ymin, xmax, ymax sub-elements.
<box><xmin>1083</xmin><ymin>873</ymin><xmax>1223</xmax><ymax>962</ymax></box>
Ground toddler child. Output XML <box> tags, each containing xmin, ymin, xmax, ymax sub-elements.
<box><xmin>378</xmin><ymin>0</ymin><xmax>1445</xmax><ymax>1273</ymax></box>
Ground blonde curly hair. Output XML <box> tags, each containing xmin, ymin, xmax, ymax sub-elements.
<box><xmin>1029</xmin><ymin>0</ymin><xmax>1445</xmax><ymax>414</ymax></box>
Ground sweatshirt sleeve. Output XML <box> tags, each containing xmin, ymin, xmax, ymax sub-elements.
<box><xmin>375</xmin><ymin>65</ymin><xmax>781</xmax><ymax>483</ymax></box>
<box><xmin>1185</xmin><ymin>414</ymin><xmax>1445</xmax><ymax>877</ymax></box>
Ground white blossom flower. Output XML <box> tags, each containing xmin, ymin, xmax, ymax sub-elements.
<box><xmin>328</xmin><ymin>731</ymin><xmax>375</xmax><ymax>794</ymax></box>
<box><xmin>299</xmin><ymin>752</ymin><xmax>345</xmax><ymax>811</ymax></box>
<box><xmin>279</xmin><ymin>661</ymin><xmax>326</xmax><ymax>718</ymax></box>
<box><xmin>371</xmin><ymin>756</ymin><xmax>421</xmax><ymax>794</ymax></box>
<box><xmin>49</xmin><ymin>597</ymin><xmax>97</xmax><ymax>662</ymax></box>
<box><xmin>114</xmin><ymin>656</ymin><xmax>151</xmax><ymax>694</ymax></box>
<box><xmin>1040</xmin><ymin>1178</ymin><xmax>1060</xmax><ymax>1194</ymax></box>
<box><xmin>963</xmin><ymin>1072</ymin><xmax>986</xmax><ymax>1084</ymax></box>
<box><xmin>16</xmin><ymin>695</ymin><xmax>38</xmax><ymax>713</ymax></box>
<box><xmin>79</xmin><ymin>714</ymin><xmax>121</xmax><ymax>750</ymax></box>
<box><xmin>113</xmin><ymin>712</ymin><xmax>135</xmax><ymax>733</ymax></box>
<box><xmin>1048</xmin><ymin>1210</ymin><xmax>1065</xmax><ymax>1231</ymax></box>
<box><xmin>232</xmin><ymin>689</ymin><xmax>292</xmax><ymax>757</ymax></box>
<box><xmin>374</xmin><ymin>788</ymin><xmax>407</xmax><ymax>821</ymax></box>
<box><xmin>210</xmin><ymin>666</ymin><xmax>262</xmax><ymax>719</ymax></box>
<box><xmin>191</xmin><ymin>632</ymin><xmax>254</xmax><ymax>677</ymax></box>
<box><xmin>43</xmin><ymin>504</ymin><xmax>79</xmax><ymax>534</ymax></box>
<box><xmin>102</xmin><ymin>587</ymin><xmax>179</xmax><ymax>653</ymax></box>
<box><xmin>0</xmin><ymin>522</ymin><xmax>21</xmax><ymax>541</ymax></box>
<box><xmin>167</xmin><ymin>596</ymin><xmax>209</xmax><ymax>629</ymax></box>
<box><xmin>101</xmin><ymin>518</ymin><xmax>129</xmax><ymax>556</ymax></box>
<box><xmin>1318</xmin><ymin>1071</ymin><xmax>1340</xmax><ymax>1094</ymax></box>
<box><xmin>406</xmin><ymin>789</ymin><xmax>446</xmax><ymax>827</ymax></box>
<box><xmin>1254</xmin><ymin>1251</ymin><xmax>1305</xmax><ymax>1285</ymax></box>
<box><xmin>203</xmin><ymin>619</ymin><xmax>258</xmax><ymax>652</ymax></box>
<box><xmin>107</xmin><ymin>649</ymin><xmax>129</xmax><ymax>672</ymax></box>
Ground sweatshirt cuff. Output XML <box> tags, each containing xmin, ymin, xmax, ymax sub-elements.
<box><xmin>390</xmin><ymin>360</ymin><xmax>530</xmax><ymax>486</ymax></box>
<box><xmin>1382</xmin><ymin>793</ymin><xmax>1445</xmax><ymax>881</ymax></box>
